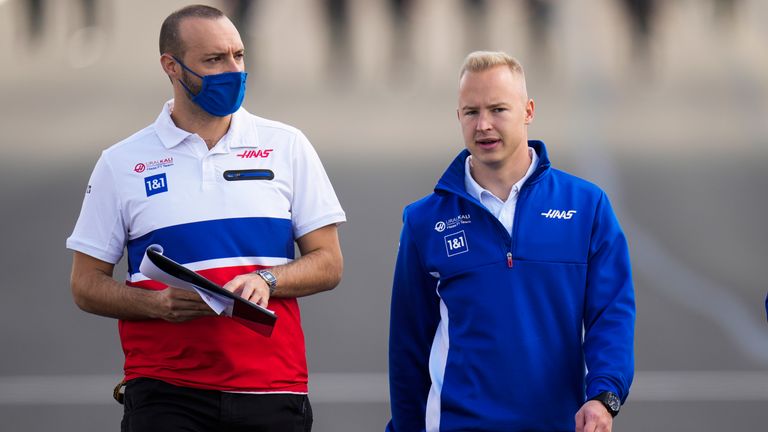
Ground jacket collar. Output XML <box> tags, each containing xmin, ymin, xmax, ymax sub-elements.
<box><xmin>435</xmin><ymin>140</ymin><xmax>551</xmax><ymax>198</ymax></box>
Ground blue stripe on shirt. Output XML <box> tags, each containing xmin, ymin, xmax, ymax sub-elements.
<box><xmin>126</xmin><ymin>217</ymin><xmax>294</xmax><ymax>275</ymax></box>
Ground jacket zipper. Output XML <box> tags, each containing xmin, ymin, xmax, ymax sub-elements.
<box><xmin>438</xmin><ymin>170</ymin><xmax>538</xmax><ymax>271</ymax></box>
<box><xmin>451</xmin><ymin>194</ymin><xmax>521</xmax><ymax>269</ymax></box>
<box><xmin>451</xmin><ymin>193</ymin><xmax>513</xmax><ymax>269</ymax></box>
<box><xmin>507</xmin><ymin>186</ymin><xmax>530</xmax><ymax>269</ymax></box>
<box><xmin>436</xmin><ymin>150</ymin><xmax>546</xmax><ymax>272</ymax></box>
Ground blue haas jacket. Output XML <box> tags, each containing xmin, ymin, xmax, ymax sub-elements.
<box><xmin>387</xmin><ymin>141</ymin><xmax>635</xmax><ymax>432</ymax></box>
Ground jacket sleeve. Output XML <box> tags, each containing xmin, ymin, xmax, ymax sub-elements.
<box><xmin>386</xmin><ymin>208</ymin><xmax>441</xmax><ymax>432</ymax></box>
<box><xmin>583</xmin><ymin>192</ymin><xmax>636</xmax><ymax>403</ymax></box>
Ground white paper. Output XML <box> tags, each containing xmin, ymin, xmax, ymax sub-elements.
<box><xmin>138</xmin><ymin>244</ymin><xmax>233</xmax><ymax>315</ymax></box>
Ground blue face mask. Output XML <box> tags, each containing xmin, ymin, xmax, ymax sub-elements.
<box><xmin>173</xmin><ymin>57</ymin><xmax>247</xmax><ymax>117</ymax></box>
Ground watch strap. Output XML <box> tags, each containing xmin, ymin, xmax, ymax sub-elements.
<box><xmin>588</xmin><ymin>391</ymin><xmax>621</xmax><ymax>417</ymax></box>
<box><xmin>255</xmin><ymin>270</ymin><xmax>277</xmax><ymax>294</ymax></box>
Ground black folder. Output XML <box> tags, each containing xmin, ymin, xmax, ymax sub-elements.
<box><xmin>146</xmin><ymin>248</ymin><xmax>277</xmax><ymax>336</ymax></box>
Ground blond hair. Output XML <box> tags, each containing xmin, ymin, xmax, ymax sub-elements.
<box><xmin>459</xmin><ymin>51</ymin><xmax>525</xmax><ymax>80</ymax></box>
<box><xmin>458</xmin><ymin>51</ymin><xmax>529</xmax><ymax>100</ymax></box>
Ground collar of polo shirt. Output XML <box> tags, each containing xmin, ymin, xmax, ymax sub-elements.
<box><xmin>154</xmin><ymin>99</ymin><xmax>257</xmax><ymax>152</ymax></box>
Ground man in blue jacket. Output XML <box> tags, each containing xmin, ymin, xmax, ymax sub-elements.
<box><xmin>387</xmin><ymin>51</ymin><xmax>635</xmax><ymax>432</ymax></box>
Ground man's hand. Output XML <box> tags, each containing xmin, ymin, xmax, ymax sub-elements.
<box><xmin>223</xmin><ymin>274</ymin><xmax>271</xmax><ymax>307</ymax></box>
<box><xmin>151</xmin><ymin>287</ymin><xmax>217</xmax><ymax>322</ymax></box>
<box><xmin>71</xmin><ymin>251</ymin><xmax>215</xmax><ymax>322</ymax></box>
<box><xmin>219</xmin><ymin>224</ymin><xmax>343</xmax><ymax>306</ymax></box>
<box><xmin>575</xmin><ymin>400</ymin><xmax>613</xmax><ymax>432</ymax></box>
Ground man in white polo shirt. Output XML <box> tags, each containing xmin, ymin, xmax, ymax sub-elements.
<box><xmin>66</xmin><ymin>5</ymin><xmax>345</xmax><ymax>431</ymax></box>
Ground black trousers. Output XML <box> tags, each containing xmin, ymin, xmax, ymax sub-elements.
<box><xmin>121</xmin><ymin>378</ymin><xmax>313</xmax><ymax>432</ymax></box>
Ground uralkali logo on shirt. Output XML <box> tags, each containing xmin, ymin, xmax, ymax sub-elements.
<box><xmin>134</xmin><ymin>157</ymin><xmax>174</xmax><ymax>173</ymax></box>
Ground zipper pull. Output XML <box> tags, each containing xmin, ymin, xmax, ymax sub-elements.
<box><xmin>507</xmin><ymin>252</ymin><xmax>513</xmax><ymax>268</ymax></box>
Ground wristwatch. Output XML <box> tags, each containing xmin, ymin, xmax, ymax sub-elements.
<box><xmin>588</xmin><ymin>391</ymin><xmax>621</xmax><ymax>417</ymax></box>
<box><xmin>255</xmin><ymin>269</ymin><xmax>277</xmax><ymax>294</ymax></box>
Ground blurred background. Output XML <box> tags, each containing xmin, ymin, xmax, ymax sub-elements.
<box><xmin>0</xmin><ymin>0</ymin><xmax>767</xmax><ymax>430</ymax></box>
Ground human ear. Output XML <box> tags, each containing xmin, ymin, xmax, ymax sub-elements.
<box><xmin>525</xmin><ymin>99</ymin><xmax>535</xmax><ymax>124</ymax></box>
<box><xmin>160</xmin><ymin>54</ymin><xmax>181</xmax><ymax>79</ymax></box>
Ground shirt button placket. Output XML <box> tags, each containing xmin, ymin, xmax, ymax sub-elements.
<box><xmin>201</xmin><ymin>155</ymin><xmax>217</xmax><ymax>191</ymax></box>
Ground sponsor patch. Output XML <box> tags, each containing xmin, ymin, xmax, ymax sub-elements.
<box><xmin>435</xmin><ymin>214</ymin><xmax>471</xmax><ymax>232</ymax></box>
<box><xmin>135</xmin><ymin>157</ymin><xmax>174</xmax><ymax>173</ymax></box>
<box><xmin>144</xmin><ymin>173</ymin><xmax>168</xmax><ymax>197</ymax></box>
<box><xmin>237</xmin><ymin>149</ymin><xmax>273</xmax><ymax>159</ymax></box>
<box><xmin>444</xmin><ymin>230</ymin><xmax>469</xmax><ymax>257</ymax></box>
<box><xmin>540</xmin><ymin>209</ymin><xmax>577</xmax><ymax>219</ymax></box>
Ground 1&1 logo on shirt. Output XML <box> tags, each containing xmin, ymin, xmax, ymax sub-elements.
<box><xmin>144</xmin><ymin>173</ymin><xmax>168</xmax><ymax>197</ymax></box>
<box><xmin>444</xmin><ymin>230</ymin><xmax>469</xmax><ymax>257</ymax></box>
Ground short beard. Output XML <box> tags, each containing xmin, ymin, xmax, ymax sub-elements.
<box><xmin>180</xmin><ymin>68</ymin><xmax>202</xmax><ymax>101</ymax></box>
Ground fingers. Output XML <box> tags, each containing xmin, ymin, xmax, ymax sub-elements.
<box><xmin>584</xmin><ymin>419</ymin><xmax>597</xmax><ymax>432</ymax></box>
<box><xmin>158</xmin><ymin>272</ymin><xmax>272</xmax><ymax>323</ymax></box>
<box><xmin>223</xmin><ymin>274</ymin><xmax>271</xmax><ymax>308</ymax></box>
<box><xmin>576</xmin><ymin>414</ymin><xmax>598</xmax><ymax>432</ymax></box>
<box><xmin>155</xmin><ymin>288</ymin><xmax>216</xmax><ymax>322</ymax></box>
<box><xmin>575</xmin><ymin>408</ymin><xmax>585</xmax><ymax>432</ymax></box>
<box><xmin>576</xmin><ymin>401</ymin><xmax>612</xmax><ymax>432</ymax></box>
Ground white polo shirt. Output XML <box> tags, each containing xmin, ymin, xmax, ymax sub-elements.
<box><xmin>67</xmin><ymin>100</ymin><xmax>346</xmax><ymax>393</ymax></box>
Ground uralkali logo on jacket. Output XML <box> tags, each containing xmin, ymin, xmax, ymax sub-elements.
<box><xmin>434</xmin><ymin>213</ymin><xmax>471</xmax><ymax>232</ymax></box>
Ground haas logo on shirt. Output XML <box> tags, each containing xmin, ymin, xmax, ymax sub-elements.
<box><xmin>237</xmin><ymin>149</ymin><xmax>273</xmax><ymax>159</ymax></box>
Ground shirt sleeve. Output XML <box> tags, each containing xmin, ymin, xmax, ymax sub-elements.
<box><xmin>583</xmin><ymin>192</ymin><xmax>636</xmax><ymax>403</ymax></box>
<box><xmin>387</xmin><ymin>208</ymin><xmax>441</xmax><ymax>432</ymax></box>
<box><xmin>65</xmin><ymin>152</ymin><xmax>127</xmax><ymax>264</ymax></box>
<box><xmin>289</xmin><ymin>131</ymin><xmax>346</xmax><ymax>239</ymax></box>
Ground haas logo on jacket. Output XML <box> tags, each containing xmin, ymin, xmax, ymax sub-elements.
<box><xmin>540</xmin><ymin>209</ymin><xmax>577</xmax><ymax>219</ymax></box>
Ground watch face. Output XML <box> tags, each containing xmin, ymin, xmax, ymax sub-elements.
<box><xmin>606</xmin><ymin>393</ymin><xmax>620</xmax><ymax>412</ymax></box>
<box><xmin>258</xmin><ymin>270</ymin><xmax>277</xmax><ymax>286</ymax></box>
